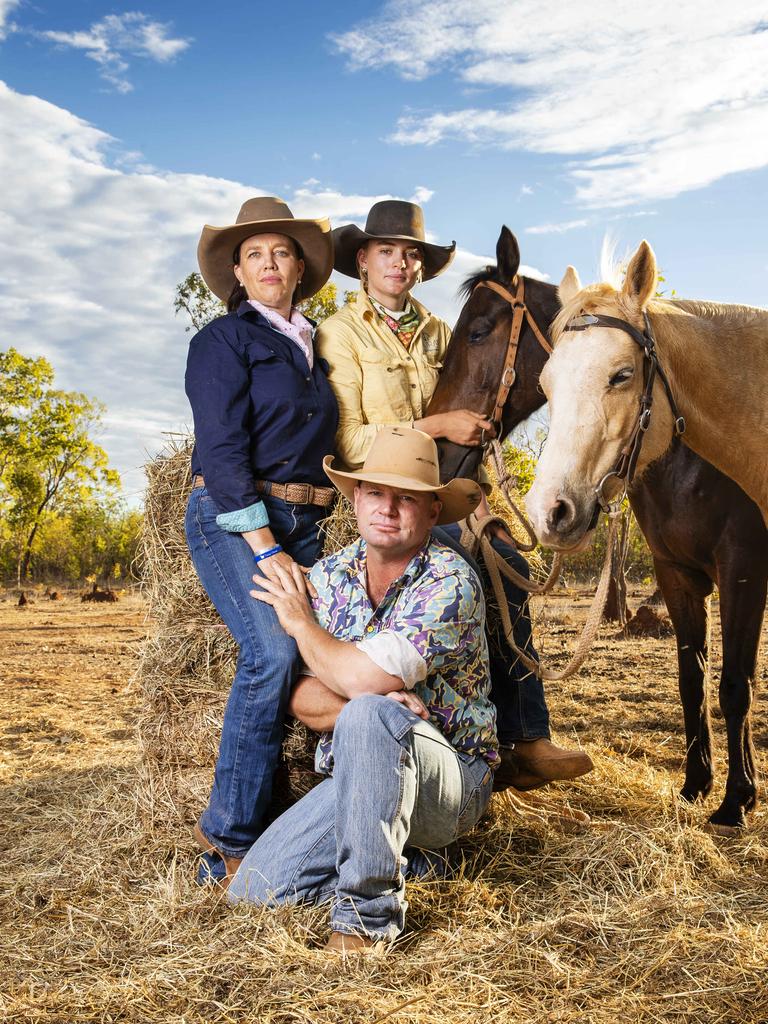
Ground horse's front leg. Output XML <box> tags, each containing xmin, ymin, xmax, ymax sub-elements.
<box><xmin>653</xmin><ymin>559</ymin><xmax>714</xmax><ymax>804</ymax></box>
<box><xmin>707</xmin><ymin>559</ymin><xmax>766</xmax><ymax>831</ymax></box>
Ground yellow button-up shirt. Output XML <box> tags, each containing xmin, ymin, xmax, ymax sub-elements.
<box><xmin>315</xmin><ymin>289</ymin><xmax>451</xmax><ymax>469</ymax></box>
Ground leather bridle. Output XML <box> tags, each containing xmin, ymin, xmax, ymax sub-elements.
<box><xmin>562</xmin><ymin>310</ymin><xmax>686</xmax><ymax>513</ymax></box>
<box><xmin>474</xmin><ymin>277</ymin><xmax>553</xmax><ymax>448</ymax></box>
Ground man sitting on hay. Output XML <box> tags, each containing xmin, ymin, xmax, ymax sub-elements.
<box><xmin>226</xmin><ymin>426</ymin><xmax>499</xmax><ymax>952</ymax></box>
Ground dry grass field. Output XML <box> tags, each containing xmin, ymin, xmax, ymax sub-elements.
<box><xmin>1</xmin><ymin>586</ymin><xmax>767</xmax><ymax>1024</ymax></box>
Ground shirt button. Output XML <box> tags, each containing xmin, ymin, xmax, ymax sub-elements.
<box><xmin>410</xmin><ymin>383</ymin><xmax>416</xmax><ymax>389</ymax></box>
<box><xmin>305</xmin><ymin>376</ymin><xmax>311</xmax><ymax>383</ymax></box>
<box><xmin>307</xmin><ymin>411</ymin><xmax>313</xmax><ymax>420</ymax></box>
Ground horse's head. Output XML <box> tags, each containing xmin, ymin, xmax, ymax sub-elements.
<box><xmin>527</xmin><ymin>241</ymin><xmax>676</xmax><ymax>551</ymax></box>
<box><xmin>429</xmin><ymin>226</ymin><xmax>559</xmax><ymax>483</ymax></box>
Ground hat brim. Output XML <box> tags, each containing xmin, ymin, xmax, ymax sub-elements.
<box><xmin>332</xmin><ymin>224</ymin><xmax>456</xmax><ymax>282</ymax></box>
<box><xmin>322</xmin><ymin>455</ymin><xmax>481</xmax><ymax>526</ymax></box>
<box><xmin>198</xmin><ymin>217</ymin><xmax>333</xmax><ymax>302</ymax></box>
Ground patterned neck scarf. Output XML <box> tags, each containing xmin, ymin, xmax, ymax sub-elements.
<box><xmin>369</xmin><ymin>296</ymin><xmax>421</xmax><ymax>348</ymax></box>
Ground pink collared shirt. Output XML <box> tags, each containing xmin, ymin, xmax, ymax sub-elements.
<box><xmin>248</xmin><ymin>299</ymin><xmax>314</xmax><ymax>369</ymax></box>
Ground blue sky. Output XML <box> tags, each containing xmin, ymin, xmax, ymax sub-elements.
<box><xmin>1</xmin><ymin>1</ymin><xmax>767</xmax><ymax>503</ymax></box>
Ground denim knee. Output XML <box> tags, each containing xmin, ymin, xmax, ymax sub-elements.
<box><xmin>237</xmin><ymin>632</ymin><xmax>297</xmax><ymax>675</ymax></box>
<box><xmin>334</xmin><ymin>693</ymin><xmax>415</xmax><ymax>745</ymax></box>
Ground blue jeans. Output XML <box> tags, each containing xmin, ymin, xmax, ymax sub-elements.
<box><xmin>227</xmin><ymin>694</ymin><xmax>493</xmax><ymax>939</ymax></box>
<box><xmin>434</xmin><ymin>525</ymin><xmax>550</xmax><ymax>744</ymax></box>
<box><xmin>185</xmin><ymin>486</ymin><xmax>326</xmax><ymax>858</ymax></box>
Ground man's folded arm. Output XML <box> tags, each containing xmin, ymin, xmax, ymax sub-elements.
<box><xmin>294</xmin><ymin>621</ymin><xmax>407</xmax><ymax>699</ymax></box>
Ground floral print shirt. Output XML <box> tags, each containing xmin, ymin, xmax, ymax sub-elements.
<box><xmin>309</xmin><ymin>535</ymin><xmax>499</xmax><ymax>774</ymax></box>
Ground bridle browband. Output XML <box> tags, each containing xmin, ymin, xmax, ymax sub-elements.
<box><xmin>563</xmin><ymin>310</ymin><xmax>686</xmax><ymax>514</ymax></box>
<box><xmin>474</xmin><ymin>277</ymin><xmax>553</xmax><ymax>447</ymax></box>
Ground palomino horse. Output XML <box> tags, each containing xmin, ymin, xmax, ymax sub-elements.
<box><xmin>526</xmin><ymin>240</ymin><xmax>768</xmax><ymax>548</ymax></box>
<box><xmin>427</xmin><ymin>227</ymin><xmax>766</xmax><ymax>831</ymax></box>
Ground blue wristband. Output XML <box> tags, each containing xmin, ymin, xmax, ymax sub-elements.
<box><xmin>253</xmin><ymin>544</ymin><xmax>282</xmax><ymax>564</ymax></box>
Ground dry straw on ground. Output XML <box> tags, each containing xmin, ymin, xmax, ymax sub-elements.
<box><xmin>4</xmin><ymin>440</ymin><xmax>765</xmax><ymax>1023</ymax></box>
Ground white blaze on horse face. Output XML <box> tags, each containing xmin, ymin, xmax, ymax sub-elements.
<box><xmin>526</xmin><ymin>325</ymin><xmax>644</xmax><ymax>550</ymax></box>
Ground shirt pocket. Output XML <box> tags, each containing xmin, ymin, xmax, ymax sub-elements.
<box><xmin>358</xmin><ymin>349</ymin><xmax>412</xmax><ymax>422</ymax></box>
<box><xmin>246</xmin><ymin>343</ymin><xmax>303</xmax><ymax>406</ymax></box>
<box><xmin>420</xmin><ymin>351</ymin><xmax>443</xmax><ymax>407</ymax></box>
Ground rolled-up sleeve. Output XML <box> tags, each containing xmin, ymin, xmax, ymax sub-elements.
<box><xmin>185</xmin><ymin>323</ymin><xmax>264</xmax><ymax>519</ymax></box>
<box><xmin>356</xmin><ymin>632</ymin><xmax>427</xmax><ymax>689</ymax></box>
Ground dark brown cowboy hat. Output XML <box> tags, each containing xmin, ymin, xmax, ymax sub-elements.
<box><xmin>323</xmin><ymin>427</ymin><xmax>481</xmax><ymax>526</ymax></box>
<box><xmin>197</xmin><ymin>196</ymin><xmax>333</xmax><ymax>301</ymax></box>
<box><xmin>332</xmin><ymin>200</ymin><xmax>456</xmax><ymax>282</ymax></box>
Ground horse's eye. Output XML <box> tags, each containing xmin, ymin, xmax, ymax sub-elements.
<box><xmin>468</xmin><ymin>321</ymin><xmax>492</xmax><ymax>344</ymax></box>
<box><xmin>609</xmin><ymin>367</ymin><xmax>634</xmax><ymax>387</ymax></box>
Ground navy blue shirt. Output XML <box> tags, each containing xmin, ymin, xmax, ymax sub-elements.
<box><xmin>185</xmin><ymin>302</ymin><xmax>339</xmax><ymax>514</ymax></box>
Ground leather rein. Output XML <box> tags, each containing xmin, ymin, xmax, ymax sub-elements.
<box><xmin>562</xmin><ymin>310</ymin><xmax>686</xmax><ymax>513</ymax></box>
<box><xmin>474</xmin><ymin>277</ymin><xmax>553</xmax><ymax>447</ymax></box>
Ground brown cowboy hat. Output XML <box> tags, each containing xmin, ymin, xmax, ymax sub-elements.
<box><xmin>197</xmin><ymin>196</ymin><xmax>333</xmax><ymax>301</ymax></box>
<box><xmin>323</xmin><ymin>427</ymin><xmax>481</xmax><ymax>526</ymax></box>
<box><xmin>332</xmin><ymin>200</ymin><xmax>456</xmax><ymax>282</ymax></box>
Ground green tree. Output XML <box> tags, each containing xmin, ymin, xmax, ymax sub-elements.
<box><xmin>0</xmin><ymin>348</ymin><xmax>120</xmax><ymax>584</ymax></box>
<box><xmin>299</xmin><ymin>282</ymin><xmax>357</xmax><ymax>322</ymax></box>
<box><xmin>173</xmin><ymin>272</ymin><xmax>226</xmax><ymax>331</ymax></box>
<box><xmin>0</xmin><ymin>349</ymin><xmax>53</xmax><ymax>478</ymax></box>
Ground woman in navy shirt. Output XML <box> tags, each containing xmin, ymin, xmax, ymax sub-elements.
<box><xmin>185</xmin><ymin>197</ymin><xmax>339</xmax><ymax>885</ymax></box>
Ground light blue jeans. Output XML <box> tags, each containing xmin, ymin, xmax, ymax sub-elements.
<box><xmin>227</xmin><ymin>694</ymin><xmax>494</xmax><ymax>940</ymax></box>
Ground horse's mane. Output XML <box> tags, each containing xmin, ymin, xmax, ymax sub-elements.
<box><xmin>552</xmin><ymin>282</ymin><xmax>767</xmax><ymax>344</ymax></box>
<box><xmin>460</xmin><ymin>264</ymin><xmax>502</xmax><ymax>300</ymax></box>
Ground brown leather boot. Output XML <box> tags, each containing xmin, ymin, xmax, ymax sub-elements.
<box><xmin>493</xmin><ymin>745</ymin><xmax>549</xmax><ymax>792</ymax></box>
<box><xmin>509</xmin><ymin>738</ymin><xmax>593</xmax><ymax>782</ymax></box>
<box><xmin>193</xmin><ymin>821</ymin><xmax>244</xmax><ymax>888</ymax></box>
<box><xmin>325</xmin><ymin>931</ymin><xmax>376</xmax><ymax>954</ymax></box>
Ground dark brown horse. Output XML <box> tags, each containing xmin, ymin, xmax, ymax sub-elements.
<box><xmin>428</xmin><ymin>227</ymin><xmax>766</xmax><ymax>831</ymax></box>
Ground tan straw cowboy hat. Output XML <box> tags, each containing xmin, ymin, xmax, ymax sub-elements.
<box><xmin>333</xmin><ymin>200</ymin><xmax>456</xmax><ymax>282</ymax></box>
<box><xmin>323</xmin><ymin>427</ymin><xmax>481</xmax><ymax>525</ymax></box>
<box><xmin>197</xmin><ymin>196</ymin><xmax>333</xmax><ymax>301</ymax></box>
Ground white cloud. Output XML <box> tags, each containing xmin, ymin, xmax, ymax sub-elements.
<box><xmin>525</xmin><ymin>219</ymin><xmax>588</xmax><ymax>235</ymax></box>
<box><xmin>0</xmin><ymin>0</ymin><xmax>18</xmax><ymax>39</ymax></box>
<box><xmin>0</xmin><ymin>81</ymin><xmax>444</xmax><ymax>503</ymax></box>
<box><xmin>334</xmin><ymin>0</ymin><xmax>768</xmax><ymax>206</ymax></box>
<box><xmin>39</xmin><ymin>12</ymin><xmax>191</xmax><ymax>93</ymax></box>
<box><xmin>411</xmin><ymin>185</ymin><xmax>434</xmax><ymax>204</ymax></box>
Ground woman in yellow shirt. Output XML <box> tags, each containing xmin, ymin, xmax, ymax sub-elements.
<box><xmin>316</xmin><ymin>201</ymin><xmax>592</xmax><ymax>789</ymax></box>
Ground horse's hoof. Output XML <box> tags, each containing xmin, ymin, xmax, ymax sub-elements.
<box><xmin>702</xmin><ymin>821</ymin><xmax>744</xmax><ymax>838</ymax></box>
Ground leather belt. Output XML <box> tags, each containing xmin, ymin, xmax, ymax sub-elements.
<box><xmin>191</xmin><ymin>474</ymin><xmax>336</xmax><ymax>508</ymax></box>
<box><xmin>255</xmin><ymin>479</ymin><xmax>337</xmax><ymax>507</ymax></box>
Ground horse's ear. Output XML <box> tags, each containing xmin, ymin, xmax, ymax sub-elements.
<box><xmin>558</xmin><ymin>266</ymin><xmax>582</xmax><ymax>304</ymax></box>
<box><xmin>622</xmin><ymin>240</ymin><xmax>657</xmax><ymax>310</ymax></box>
<box><xmin>496</xmin><ymin>226</ymin><xmax>520</xmax><ymax>283</ymax></box>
